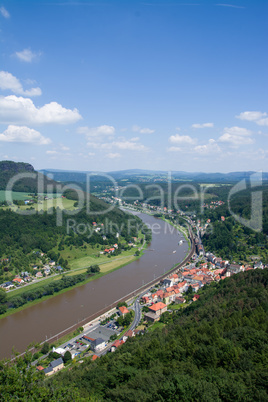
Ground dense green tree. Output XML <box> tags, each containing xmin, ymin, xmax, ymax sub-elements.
<box><xmin>63</xmin><ymin>351</ymin><xmax>72</xmax><ymax>364</ymax></box>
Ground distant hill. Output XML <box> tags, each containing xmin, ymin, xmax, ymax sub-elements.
<box><xmin>40</xmin><ymin>168</ymin><xmax>268</xmax><ymax>183</ymax></box>
<box><xmin>0</xmin><ymin>160</ymin><xmax>59</xmax><ymax>192</ymax></box>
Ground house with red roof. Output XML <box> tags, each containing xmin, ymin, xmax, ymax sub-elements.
<box><xmin>156</xmin><ymin>289</ymin><xmax>164</xmax><ymax>299</ymax></box>
<box><xmin>165</xmin><ymin>286</ymin><xmax>173</xmax><ymax>293</ymax></box>
<box><xmin>123</xmin><ymin>329</ymin><xmax>134</xmax><ymax>342</ymax></box>
<box><xmin>12</xmin><ymin>277</ymin><xmax>24</xmax><ymax>284</ymax></box>
<box><xmin>170</xmin><ymin>273</ymin><xmax>179</xmax><ymax>283</ymax></box>
<box><xmin>111</xmin><ymin>339</ymin><xmax>124</xmax><ymax>352</ymax></box>
<box><xmin>192</xmin><ymin>294</ymin><xmax>200</xmax><ymax>302</ymax></box>
<box><xmin>118</xmin><ymin>306</ymin><xmax>129</xmax><ymax>317</ymax></box>
<box><xmin>144</xmin><ymin>302</ymin><xmax>167</xmax><ymax>322</ymax></box>
<box><xmin>142</xmin><ymin>295</ymin><xmax>150</xmax><ymax>304</ymax></box>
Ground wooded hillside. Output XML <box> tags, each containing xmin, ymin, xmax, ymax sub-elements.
<box><xmin>1</xmin><ymin>269</ymin><xmax>267</xmax><ymax>401</ymax></box>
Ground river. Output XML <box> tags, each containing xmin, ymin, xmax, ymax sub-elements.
<box><xmin>0</xmin><ymin>212</ymin><xmax>188</xmax><ymax>360</ymax></box>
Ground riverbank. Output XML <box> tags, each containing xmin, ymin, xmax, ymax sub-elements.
<box><xmin>0</xmin><ymin>212</ymin><xmax>190</xmax><ymax>360</ymax></box>
<box><xmin>1</xmin><ymin>242</ymin><xmax>148</xmax><ymax>320</ymax></box>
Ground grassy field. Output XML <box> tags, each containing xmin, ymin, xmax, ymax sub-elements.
<box><xmin>169</xmin><ymin>303</ymin><xmax>188</xmax><ymax>310</ymax></box>
<box><xmin>6</xmin><ymin>275</ymin><xmax>65</xmax><ymax>300</ymax></box>
<box><xmin>65</xmin><ymin>247</ymin><xmax>137</xmax><ymax>270</ymax></box>
<box><xmin>0</xmin><ymin>191</ymin><xmax>31</xmax><ymax>202</ymax></box>
<box><xmin>1</xmin><ymin>197</ymin><xmax>76</xmax><ymax>212</ymax></box>
<box><xmin>147</xmin><ymin>321</ymin><xmax>165</xmax><ymax>332</ymax></box>
<box><xmin>0</xmin><ymin>191</ymin><xmax>62</xmax><ymax>202</ymax></box>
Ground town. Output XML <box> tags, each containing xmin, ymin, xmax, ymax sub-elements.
<box><xmin>30</xmin><ymin>226</ymin><xmax>266</xmax><ymax>377</ymax></box>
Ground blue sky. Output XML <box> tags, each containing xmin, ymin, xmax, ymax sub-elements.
<box><xmin>0</xmin><ymin>0</ymin><xmax>267</xmax><ymax>173</ymax></box>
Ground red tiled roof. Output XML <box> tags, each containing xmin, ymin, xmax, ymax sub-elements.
<box><xmin>92</xmin><ymin>354</ymin><xmax>99</xmax><ymax>361</ymax></box>
<box><xmin>119</xmin><ymin>306</ymin><xmax>129</xmax><ymax>314</ymax></box>
<box><xmin>112</xmin><ymin>340</ymin><xmax>124</xmax><ymax>348</ymax></box>
<box><xmin>149</xmin><ymin>302</ymin><xmax>167</xmax><ymax>312</ymax></box>
<box><xmin>124</xmin><ymin>330</ymin><xmax>134</xmax><ymax>337</ymax></box>
<box><xmin>193</xmin><ymin>275</ymin><xmax>204</xmax><ymax>281</ymax></box>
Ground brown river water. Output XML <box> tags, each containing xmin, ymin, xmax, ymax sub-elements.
<box><xmin>0</xmin><ymin>211</ymin><xmax>188</xmax><ymax>359</ymax></box>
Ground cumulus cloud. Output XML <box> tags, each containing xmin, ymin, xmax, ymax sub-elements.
<box><xmin>219</xmin><ymin>126</ymin><xmax>253</xmax><ymax>146</ymax></box>
<box><xmin>15</xmin><ymin>49</ymin><xmax>41</xmax><ymax>63</ymax></box>
<box><xmin>77</xmin><ymin>125</ymin><xmax>115</xmax><ymax>137</ymax></box>
<box><xmin>191</xmin><ymin>122</ymin><xmax>214</xmax><ymax>129</ymax></box>
<box><xmin>236</xmin><ymin>111</ymin><xmax>268</xmax><ymax>126</ymax></box>
<box><xmin>107</xmin><ymin>152</ymin><xmax>121</xmax><ymax>159</ymax></box>
<box><xmin>0</xmin><ymin>6</ymin><xmax>9</xmax><ymax>18</ymax></box>
<box><xmin>0</xmin><ymin>95</ymin><xmax>82</xmax><ymax>125</ymax></box>
<box><xmin>169</xmin><ymin>134</ymin><xmax>196</xmax><ymax>145</ymax></box>
<box><xmin>236</xmin><ymin>111</ymin><xmax>266</xmax><ymax>121</ymax></box>
<box><xmin>194</xmin><ymin>139</ymin><xmax>221</xmax><ymax>155</ymax></box>
<box><xmin>0</xmin><ymin>71</ymin><xmax>42</xmax><ymax>97</ymax></box>
<box><xmin>0</xmin><ymin>125</ymin><xmax>51</xmax><ymax>145</ymax></box>
<box><xmin>132</xmin><ymin>125</ymin><xmax>155</xmax><ymax>134</ymax></box>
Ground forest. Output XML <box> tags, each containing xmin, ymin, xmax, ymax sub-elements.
<box><xmin>0</xmin><ymin>269</ymin><xmax>267</xmax><ymax>401</ymax></box>
<box><xmin>0</xmin><ymin>197</ymin><xmax>143</xmax><ymax>282</ymax></box>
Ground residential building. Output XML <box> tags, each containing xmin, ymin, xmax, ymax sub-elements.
<box><xmin>44</xmin><ymin>358</ymin><xmax>64</xmax><ymax>376</ymax></box>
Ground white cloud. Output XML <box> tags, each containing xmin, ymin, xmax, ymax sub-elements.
<box><xmin>132</xmin><ymin>125</ymin><xmax>155</xmax><ymax>134</ymax></box>
<box><xmin>222</xmin><ymin>126</ymin><xmax>252</xmax><ymax>136</ymax></box>
<box><xmin>236</xmin><ymin>111</ymin><xmax>268</xmax><ymax>126</ymax></box>
<box><xmin>216</xmin><ymin>4</ymin><xmax>245</xmax><ymax>9</ymax></box>
<box><xmin>0</xmin><ymin>95</ymin><xmax>82</xmax><ymax>125</ymax></box>
<box><xmin>194</xmin><ymin>139</ymin><xmax>221</xmax><ymax>155</ymax></box>
<box><xmin>0</xmin><ymin>6</ymin><xmax>10</xmax><ymax>18</ymax></box>
<box><xmin>88</xmin><ymin>152</ymin><xmax>95</xmax><ymax>156</ymax></box>
<box><xmin>60</xmin><ymin>144</ymin><xmax>70</xmax><ymax>151</ymax></box>
<box><xmin>236</xmin><ymin>111</ymin><xmax>267</xmax><ymax>121</ymax></box>
<box><xmin>219</xmin><ymin>133</ymin><xmax>254</xmax><ymax>146</ymax></box>
<box><xmin>107</xmin><ymin>152</ymin><xmax>121</xmax><ymax>159</ymax></box>
<box><xmin>256</xmin><ymin>118</ymin><xmax>268</xmax><ymax>126</ymax></box>
<box><xmin>191</xmin><ymin>122</ymin><xmax>214</xmax><ymax>128</ymax></box>
<box><xmin>87</xmin><ymin>138</ymin><xmax>147</xmax><ymax>151</ymax></box>
<box><xmin>219</xmin><ymin>126</ymin><xmax>253</xmax><ymax>146</ymax></box>
<box><xmin>140</xmin><ymin>128</ymin><xmax>154</xmax><ymax>134</ymax></box>
<box><xmin>169</xmin><ymin>134</ymin><xmax>196</xmax><ymax>144</ymax></box>
<box><xmin>167</xmin><ymin>146</ymin><xmax>182</xmax><ymax>152</ymax></box>
<box><xmin>15</xmin><ymin>49</ymin><xmax>41</xmax><ymax>63</ymax></box>
<box><xmin>46</xmin><ymin>150</ymin><xmax>59</xmax><ymax>155</ymax></box>
<box><xmin>112</xmin><ymin>140</ymin><xmax>147</xmax><ymax>151</ymax></box>
<box><xmin>0</xmin><ymin>71</ymin><xmax>42</xmax><ymax>97</ymax></box>
<box><xmin>0</xmin><ymin>125</ymin><xmax>51</xmax><ymax>145</ymax></box>
<box><xmin>77</xmin><ymin>125</ymin><xmax>115</xmax><ymax>137</ymax></box>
